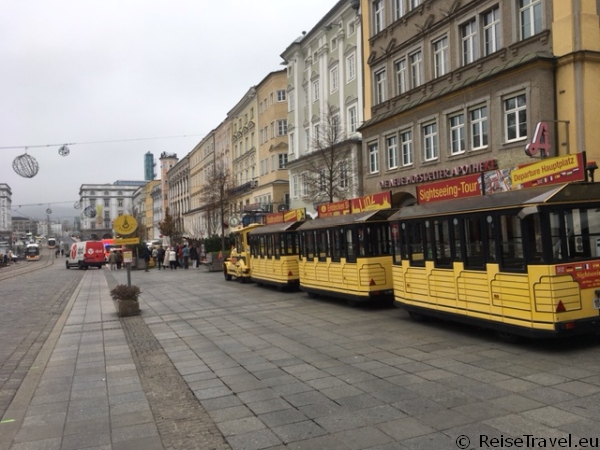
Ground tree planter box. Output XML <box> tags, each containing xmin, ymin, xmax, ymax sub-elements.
<box><xmin>115</xmin><ymin>299</ymin><xmax>140</xmax><ymax>317</ymax></box>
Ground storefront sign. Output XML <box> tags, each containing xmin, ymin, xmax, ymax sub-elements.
<box><xmin>318</xmin><ymin>200</ymin><xmax>351</xmax><ymax>218</ymax></box>
<box><xmin>511</xmin><ymin>153</ymin><xmax>584</xmax><ymax>187</ymax></box>
<box><xmin>380</xmin><ymin>159</ymin><xmax>497</xmax><ymax>189</ymax></box>
<box><xmin>265</xmin><ymin>213</ymin><xmax>284</xmax><ymax>224</ymax></box>
<box><xmin>284</xmin><ymin>208</ymin><xmax>306</xmax><ymax>222</ymax></box>
<box><xmin>350</xmin><ymin>192</ymin><xmax>392</xmax><ymax>212</ymax></box>
<box><xmin>417</xmin><ymin>173</ymin><xmax>482</xmax><ymax>204</ymax></box>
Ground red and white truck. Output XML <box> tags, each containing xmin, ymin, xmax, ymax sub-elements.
<box><xmin>65</xmin><ymin>241</ymin><xmax>105</xmax><ymax>269</ymax></box>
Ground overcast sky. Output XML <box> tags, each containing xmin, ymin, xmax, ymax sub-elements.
<box><xmin>0</xmin><ymin>0</ymin><xmax>336</xmax><ymax>221</ymax></box>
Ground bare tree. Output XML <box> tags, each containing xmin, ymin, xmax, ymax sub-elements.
<box><xmin>158</xmin><ymin>207</ymin><xmax>178</xmax><ymax>245</ymax></box>
<box><xmin>302</xmin><ymin>103</ymin><xmax>356</xmax><ymax>203</ymax></box>
<box><xmin>201</xmin><ymin>158</ymin><xmax>234</xmax><ymax>252</ymax></box>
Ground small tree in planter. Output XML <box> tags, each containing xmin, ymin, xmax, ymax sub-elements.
<box><xmin>109</xmin><ymin>284</ymin><xmax>141</xmax><ymax>317</ymax></box>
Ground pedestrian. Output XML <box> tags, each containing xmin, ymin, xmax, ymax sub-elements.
<box><xmin>60</xmin><ymin>248</ymin><xmax>64</xmax><ymax>257</ymax></box>
<box><xmin>190</xmin><ymin>245</ymin><xmax>198</xmax><ymax>269</ymax></box>
<box><xmin>182</xmin><ymin>244</ymin><xmax>190</xmax><ymax>269</ymax></box>
<box><xmin>142</xmin><ymin>246</ymin><xmax>150</xmax><ymax>272</ymax></box>
<box><xmin>163</xmin><ymin>246</ymin><xmax>170</xmax><ymax>269</ymax></box>
<box><xmin>177</xmin><ymin>245</ymin><xmax>184</xmax><ymax>268</ymax></box>
<box><xmin>116</xmin><ymin>251</ymin><xmax>123</xmax><ymax>269</ymax></box>
<box><xmin>157</xmin><ymin>246</ymin><xmax>165</xmax><ymax>270</ymax></box>
<box><xmin>168</xmin><ymin>247</ymin><xmax>177</xmax><ymax>270</ymax></box>
<box><xmin>152</xmin><ymin>246</ymin><xmax>158</xmax><ymax>268</ymax></box>
<box><xmin>108</xmin><ymin>250</ymin><xmax>117</xmax><ymax>270</ymax></box>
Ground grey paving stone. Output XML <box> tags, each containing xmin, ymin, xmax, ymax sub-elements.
<box><xmin>226</xmin><ymin>428</ymin><xmax>282</xmax><ymax>450</ymax></box>
<box><xmin>271</xmin><ymin>419</ymin><xmax>327</xmax><ymax>444</ymax></box>
<box><xmin>217</xmin><ymin>416</ymin><xmax>266</xmax><ymax>437</ymax></box>
<box><xmin>333</xmin><ymin>426</ymin><xmax>394</xmax><ymax>450</ymax></box>
<box><xmin>61</xmin><ymin>430</ymin><xmax>112</xmax><ymax>450</ymax></box>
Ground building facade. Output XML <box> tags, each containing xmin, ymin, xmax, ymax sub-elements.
<box><xmin>359</xmin><ymin>0</ymin><xmax>600</xmax><ymax>205</ymax></box>
<box><xmin>281</xmin><ymin>0</ymin><xmax>364</xmax><ymax>217</ymax></box>
<box><xmin>0</xmin><ymin>184</ymin><xmax>12</xmax><ymax>244</ymax></box>
<box><xmin>167</xmin><ymin>155</ymin><xmax>190</xmax><ymax>237</ymax></box>
<box><xmin>254</xmin><ymin>69</ymin><xmax>290</xmax><ymax>214</ymax></box>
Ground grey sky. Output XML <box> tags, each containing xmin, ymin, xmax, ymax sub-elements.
<box><xmin>1</xmin><ymin>0</ymin><xmax>335</xmax><ymax>221</ymax></box>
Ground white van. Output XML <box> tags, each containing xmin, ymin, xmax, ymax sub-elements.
<box><xmin>65</xmin><ymin>241</ymin><xmax>105</xmax><ymax>269</ymax></box>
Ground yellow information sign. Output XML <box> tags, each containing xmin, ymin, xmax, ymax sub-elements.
<box><xmin>113</xmin><ymin>215</ymin><xmax>138</xmax><ymax>235</ymax></box>
<box><xmin>114</xmin><ymin>237</ymin><xmax>140</xmax><ymax>246</ymax></box>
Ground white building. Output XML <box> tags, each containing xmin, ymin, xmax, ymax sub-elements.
<box><xmin>79</xmin><ymin>181</ymin><xmax>146</xmax><ymax>237</ymax></box>
<box><xmin>0</xmin><ymin>184</ymin><xmax>12</xmax><ymax>243</ymax></box>
<box><xmin>281</xmin><ymin>0</ymin><xmax>364</xmax><ymax>216</ymax></box>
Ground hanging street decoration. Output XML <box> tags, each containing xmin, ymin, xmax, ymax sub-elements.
<box><xmin>58</xmin><ymin>145</ymin><xmax>70</xmax><ymax>156</ymax></box>
<box><xmin>12</xmin><ymin>152</ymin><xmax>39</xmax><ymax>178</ymax></box>
<box><xmin>83</xmin><ymin>206</ymin><xmax>96</xmax><ymax>218</ymax></box>
<box><xmin>46</xmin><ymin>208</ymin><xmax>52</xmax><ymax>215</ymax></box>
<box><xmin>74</xmin><ymin>201</ymin><xmax>81</xmax><ymax>209</ymax></box>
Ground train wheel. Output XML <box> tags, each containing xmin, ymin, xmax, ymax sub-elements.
<box><xmin>65</xmin><ymin>261</ymin><xmax>70</xmax><ymax>269</ymax></box>
<box><xmin>496</xmin><ymin>331</ymin><xmax>520</xmax><ymax>343</ymax></box>
<box><xmin>223</xmin><ymin>268</ymin><xmax>232</xmax><ymax>281</ymax></box>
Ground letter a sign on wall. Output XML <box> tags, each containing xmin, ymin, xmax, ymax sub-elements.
<box><xmin>525</xmin><ymin>121</ymin><xmax>550</xmax><ymax>158</ymax></box>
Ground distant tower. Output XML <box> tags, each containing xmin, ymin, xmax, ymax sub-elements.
<box><xmin>144</xmin><ymin>152</ymin><xmax>156</xmax><ymax>181</ymax></box>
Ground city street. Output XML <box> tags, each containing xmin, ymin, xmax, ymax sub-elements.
<box><xmin>2</xmin><ymin>262</ymin><xmax>600</xmax><ymax>449</ymax></box>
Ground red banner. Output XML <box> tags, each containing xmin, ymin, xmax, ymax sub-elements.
<box><xmin>350</xmin><ymin>192</ymin><xmax>392</xmax><ymax>212</ymax></box>
<box><xmin>417</xmin><ymin>173</ymin><xmax>482</xmax><ymax>204</ymax></box>
<box><xmin>318</xmin><ymin>200</ymin><xmax>351</xmax><ymax>218</ymax></box>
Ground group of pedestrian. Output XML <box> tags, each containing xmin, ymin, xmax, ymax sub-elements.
<box><xmin>149</xmin><ymin>243</ymin><xmax>203</xmax><ymax>271</ymax></box>
<box><xmin>107</xmin><ymin>250</ymin><xmax>124</xmax><ymax>270</ymax></box>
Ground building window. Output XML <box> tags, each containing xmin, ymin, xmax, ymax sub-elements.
<box><xmin>339</xmin><ymin>161</ymin><xmax>349</xmax><ymax>189</ymax></box>
<box><xmin>449</xmin><ymin>114</ymin><xmax>466</xmax><ymax>155</ymax></box>
<box><xmin>288</xmin><ymin>91</ymin><xmax>295</xmax><ymax>112</ymax></box>
<box><xmin>461</xmin><ymin>19</ymin><xmax>478</xmax><ymax>65</ymax></box>
<box><xmin>373</xmin><ymin>0</ymin><xmax>385</xmax><ymax>34</ymax></box>
<box><xmin>433</xmin><ymin>36</ymin><xmax>449</xmax><ymax>78</ymax></box>
<box><xmin>505</xmin><ymin>94</ymin><xmax>527</xmax><ymax>142</ymax></box>
<box><xmin>104</xmin><ymin>199</ymin><xmax>109</xmax><ymax>207</ymax></box>
<box><xmin>348</xmin><ymin>105</ymin><xmax>358</xmax><ymax>133</ymax></box>
<box><xmin>394</xmin><ymin>0</ymin><xmax>405</xmax><ymax>20</ymax></box>
<box><xmin>386</xmin><ymin>135</ymin><xmax>399</xmax><ymax>170</ymax></box>
<box><xmin>332</xmin><ymin>114</ymin><xmax>340</xmax><ymax>137</ymax></box>
<box><xmin>409</xmin><ymin>0</ymin><xmax>420</xmax><ymax>10</ymax></box>
<box><xmin>423</xmin><ymin>122</ymin><xmax>438</xmax><ymax>161</ymax></box>
<box><xmin>292</xmin><ymin>174</ymin><xmax>299</xmax><ymax>198</ymax></box>
<box><xmin>277</xmin><ymin>90</ymin><xmax>286</xmax><ymax>102</ymax></box>
<box><xmin>409</xmin><ymin>50</ymin><xmax>423</xmax><ymax>88</ymax></box>
<box><xmin>346</xmin><ymin>53</ymin><xmax>356</xmax><ymax>82</ymax></box>
<box><xmin>301</xmin><ymin>173</ymin><xmax>309</xmax><ymax>197</ymax></box>
<box><xmin>278</xmin><ymin>153</ymin><xmax>288</xmax><ymax>169</ymax></box>
<box><xmin>483</xmin><ymin>7</ymin><xmax>500</xmax><ymax>56</ymax></box>
<box><xmin>90</xmin><ymin>199</ymin><xmax>96</xmax><ymax>207</ymax></box>
<box><xmin>330</xmin><ymin>66</ymin><xmax>339</xmax><ymax>93</ymax></box>
<box><xmin>470</xmin><ymin>106</ymin><xmax>488</xmax><ymax>150</ymax></box>
<box><xmin>331</xmin><ymin>37</ymin><xmax>337</xmax><ymax>51</ymax></box>
<box><xmin>305</xmin><ymin>128</ymin><xmax>311</xmax><ymax>151</ymax></box>
<box><xmin>520</xmin><ymin>0</ymin><xmax>542</xmax><ymax>40</ymax></box>
<box><xmin>374</xmin><ymin>68</ymin><xmax>387</xmax><ymax>104</ymax></box>
<box><xmin>313</xmin><ymin>80</ymin><xmax>319</xmax><ymax>101</ymax></box>
<box><xmin>395</xmin><ymin>58</ymin><xmax>407</xmax><ymax>95</ymax></box>
<box><xmin>348</xmin><ymin>21</ymin><xmax>355</xmax><ymax>36</ymax></box>
<box><xmin>401</xmin><ymin>130</ymin><xmax>413</xmax><ymax>166</ymax></box>
<box><xmin>319</xmin><ymin>169</ymin><xmax>327</xmax><ymax>192</ymax></box>
<box><xmin>277</xmin><ymin>120</ymin><xmax>287</xmax><ymax>136</ymax></box>
<box><xmin>368</xmin><ymin>142</ymin><xmax>380</xmax><ymax>174</ymax></box>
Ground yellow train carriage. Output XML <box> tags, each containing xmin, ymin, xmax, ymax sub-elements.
<box><xmin>297</xmin><ymin>209</ymin><xmax>397</xmax><ymax>305</ymax></box>
<box><xmin>389</xmin><ymin>182</ymin><xmax>600</xmax><ymax>338</ymax></box>
<box><xmin>223</xmin><ymin>223</ymin><xmax>263</xmax><ymax>282</ymax></box>
<box><xmin>248</xmin><ymin>221</ymin><xmax>303</xmax><ymax>289</ymax></box>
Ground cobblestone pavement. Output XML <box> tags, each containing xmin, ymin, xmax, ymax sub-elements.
<box><xmin>0</xmin><ymin>258</ymin><xmax>82</xmax><ymax>418</ymax></box>
<box><xmin>3</xmin><ymin>264</ymin><xmax>600</xmax><ymax>450</ymax></box>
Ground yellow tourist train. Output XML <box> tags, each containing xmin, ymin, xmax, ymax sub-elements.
<box><xmin>296</xmin><ymin>205</ymin><xmax>398</xmax><ymax>305</ymax></box>
<box><xmin>388</xmin><ymin>182</ymin><xmax>600</xmax><ymax>338</ymax></box>
<box><xmin>248</xmin><ymin>220</ymin><xmax>304</xmax><ymax>289</ymax></box>
<box><xmin>223</xmin><ymin>223</ymin><xmax>262</xmax><ymax>282</ymax></box>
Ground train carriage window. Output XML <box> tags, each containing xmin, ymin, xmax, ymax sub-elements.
<box><xmin>346</xmin><ymin>228</ymin><xmax>356</xmax><ymax>263</ymax></box>
<box><xmin>259</xmin><ymin>235</ymin><xmax>266</xmax><ymax>257</ymax></box>
<box><xmin>550</xmin><ymin>212</ymin><xmax>565</xmax><ymax>261</ymax></box>
<box><xmin>390</xmin><ymin>222</ymin><xmax>404</xmax><ymax>264</ymax></box>
<box><xmin>433</xmin><ymin>219</ymin><xmax>452</xmax><ymax>268</ymax></box>
<box><xmin>499</xmin><ymin>213</ymin><xmax>524</xmax><ymax>271</ymax></box>
<box><xmin>305</xmin><ymin>231</ymin><xmax>316</xmax><ymax>260</ymax></box>
<box><xmin>317</xmin><ymin>230</ymin><xmax>329</xmax><ymax>261</ymax></box>
<box><xmin>464</xmin><ymin>215</ymin><xmax>485</xmax><ymax>269</ymax></box>
<box><xmin>486</xmin><ymin>215</ymin><xmax>498</xmax><ymax>263</ymax></box>
<box><xmin>332</xmin><ymin>228</ymin><xmax>342</xmax><ymax>262</ymax></box>
<box><xmin>452</xmin><ymin>218</ymin><xmax>463</xmax><ymax>261</ymax></box>
<box><xmin>406</xmin><ymin>222</ymin><xmax>425</xmax><ymax>266</ymax></box>
<box><xmin>524</xmin><ymin>214</ymin><xmax>543</xmax><ymax>263</ymax></box>
<box><xmin>357</xmin><ymin>227</ymin><xmax>367</xmax><ymax>256</ymax></box>
<box><xmin>273</xmin><ymin>234</ymin><xmax>281</xmax><ymax>259</ymax></box>
<box><xmin>266</xmin><ymin>235</ymin><xmax>273</xmax><ymax>258</ymax></box>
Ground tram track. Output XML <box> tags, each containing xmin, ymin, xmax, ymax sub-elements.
<box><xmin>0</xmin><ymin>249</ymin><xmax>56</xmax><ymax>282</ymax></box>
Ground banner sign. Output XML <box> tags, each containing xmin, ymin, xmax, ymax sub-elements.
<box><xmin>265</xmin><ymin>208</ymin><xmax>307</xmax><ymax>224</ymax></box>
<box><xmin>350</xmin><ymin>192</ymin><xmax>392</xmax><ymax>212</ymax></box>
<box><xmin>513</xmin><ymin>153</ymin><xmax>585</xmax><ymax>188</ymax></box>
<box><xmin>417</xmin><ymin>174</ymin><xmax>482</xmax><ymax>204</ymax></box>
<box><xmin>555</xmin><ymin>259</ymin><xmax>600</xmax><ymax>289</ymax></box>
<box><xmin>318</xmin><ymin>200</ymin><xmax>351</xmax><ymax>218</ymax></box>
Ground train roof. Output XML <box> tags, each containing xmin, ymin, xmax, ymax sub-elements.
<box><xmin>389</xmin><ymin>182</ymin><xmax>600</xmax><ymax>221</ymax></box>
<box><xmin>248</xmin><ymin>220</ymin><xmax>305</xmax><ymax>235</ymax></box>
<box><xmin>297</xmin><ymin>209</ymin><xmax>398</xmax><ymax>231</ymax></box>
